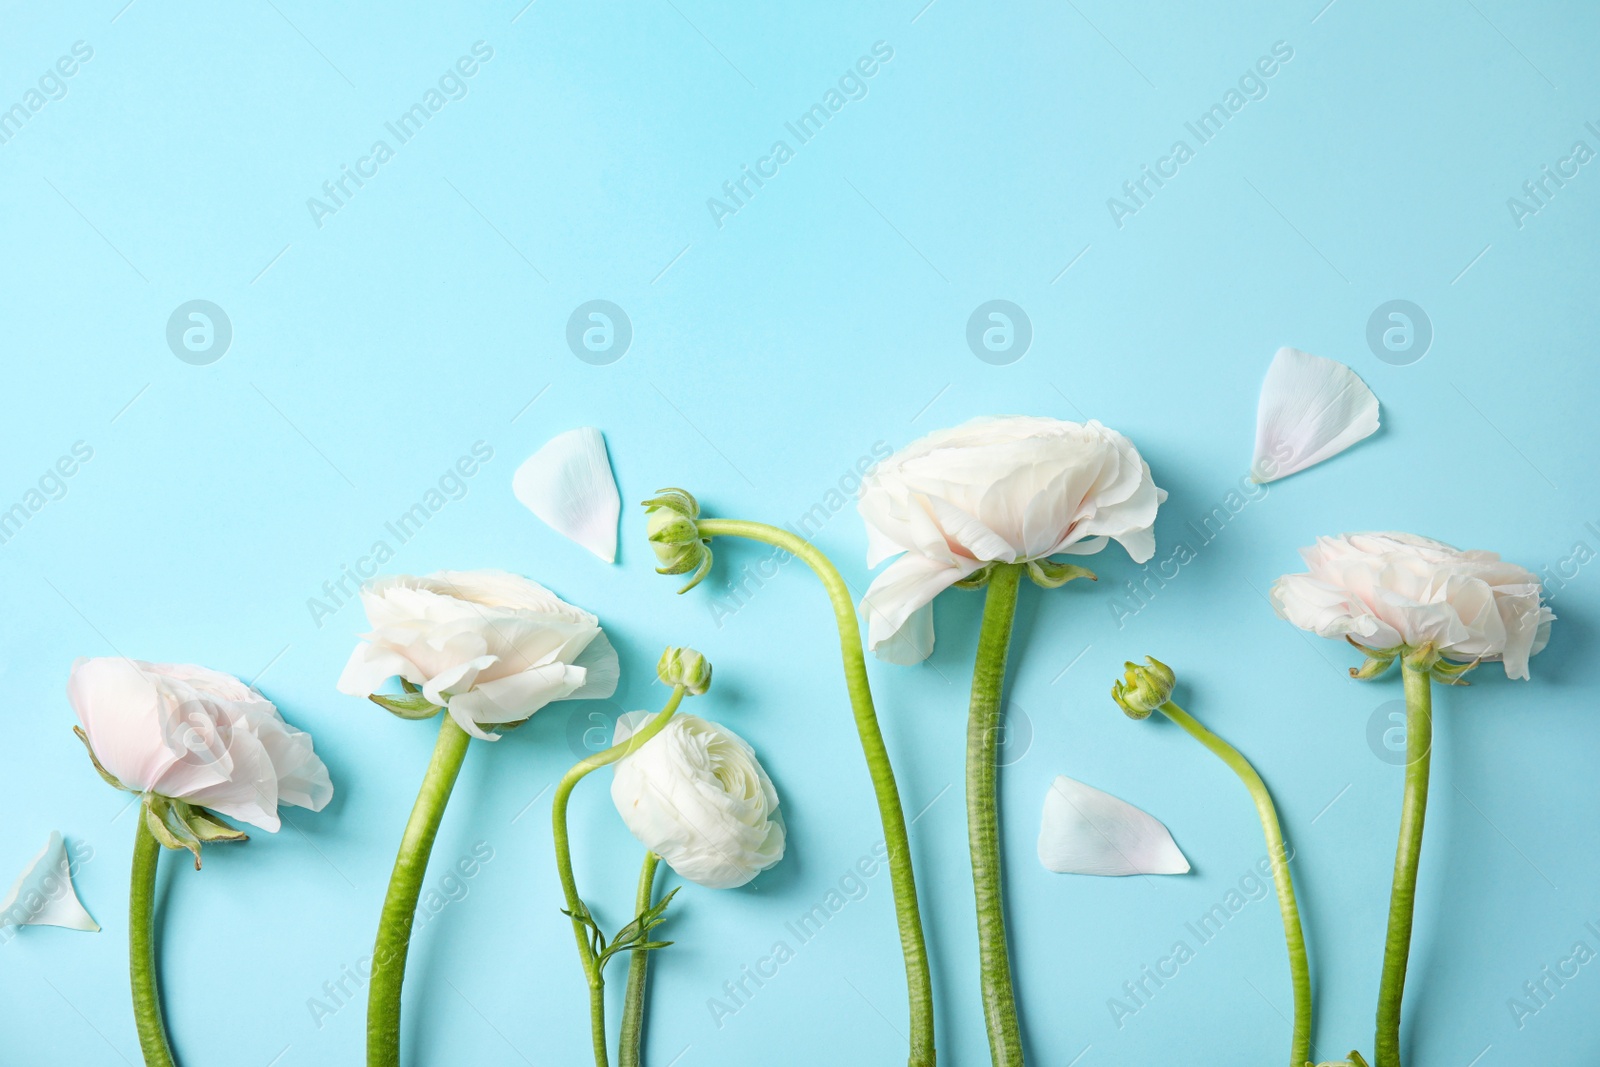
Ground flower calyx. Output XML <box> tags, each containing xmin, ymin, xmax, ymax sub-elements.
<box><xmin>657</xmin><ymin>646</ymin><xmax>712</xmax><ymax>696</ymax></box>
<box><xmin>643</xmin><ymin>488</ymin><xmax>713</xmax><ymax>592</ymax></box>
<box><xmin>1111</xmin><ymin>656</ymin><xmax>1176</xmax><ymax>720</ymax></box>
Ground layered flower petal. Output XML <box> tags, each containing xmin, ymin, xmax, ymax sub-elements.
<box><xmin>1271</xmin><ymin>532</ymin><xmax>1553</xmax><ymax>678</ymax></box>
<box><xmin>337</xmin><ymin>569</ymin><xmax>617</xmax><ymax>737</ymax></box>
<box><xmin>67</xmin><ymin>658</ymin><xmax>333</xmax><ymax>832</ymax></box>
<box><xmin>858</xmin><ymin>416</ymin><xmax>1163</xmax><ymax>662</ymax></box>
<box><xmin>611</xmin><ymin>713</ymin><xmax>785</xmax><ymax>889</ymax></box>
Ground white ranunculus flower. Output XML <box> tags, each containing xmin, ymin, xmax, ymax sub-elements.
<box><xmin>68</xmin><ymin>658</ymin><xmax>333</xmax><ymax>832</ymax></box>
<box><xmin>1270</xmin><ymin>532</ymin><xmax>1554</xmax><ymax>679</ymax></box>
<box><xmin>857</xmin><ymin>416</ymin><xmax>1165</xmax><ymax>663</ymax></box>
<box><xmin>336</xmin><ymin>569</ymin><xmax>619</xmax><ymax>740</ymax></box>
<box><xmin>610</xmin><ymin>712</ymin><xmax>785</xmax><ymax>889</ymax></box>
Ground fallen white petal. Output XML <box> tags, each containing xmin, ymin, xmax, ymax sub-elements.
<box><xmin>1252</xmin><ymin>347</ymin><xmax>1380</xmax><ymax>483</ymax></box>
<box><xmin>0</xmin><ymin>832</ymin><xmax>99</xmax><ymax>932</ymax></box>
<box><xmin>1037</xmin><ymin>776</ymin><xmax>1190</xmax><ymax>876</ymax></box>
<box><xmin>513</xmin><ymin>427</ymin><xmax>621</xmax><ymax>562</ymax></box>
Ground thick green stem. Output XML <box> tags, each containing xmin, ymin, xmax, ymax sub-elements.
<box><xmin>967</xmin><ymin>563</ymin><xmax>1023</xmax><ymax>1067</ymax></box>
<box><xmin>618</xmin><ymin>852</ymin><xmax>661</xmax><ymax>1067</ymax></box>
<box><xmin>1374</xmin><ymin>656</ymin><xmax>1434</xmax><ymax>1067</ymax></box>
<box><xmin>130</xmin><ymin>813</ymin><xmax>178</xmax><ymax>1067</ymax></box>
<box><xmin>368</xmin><ymin>715</ymin><xmax>473</xmax><ymax>1067</ymax></box>
<box><xmin>553</xmin><ymin>688</ymin><xmax>686</xmax><ymax>1067</ymax></box>
<box><xmin>1158</xmin><ymin>701</ymin><xmax>1310</xmax><ymax>1067</ymax></box>
<box><xmin>697</xmin><ymin>518</ymin><xmax>935</xmax><ymax>1066</ymax></box>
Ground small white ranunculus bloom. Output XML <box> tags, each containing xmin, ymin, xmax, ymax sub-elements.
<box><xmin>1270</xmin><ymin>532</ymin><xmax>1554</xmax><ymax>679</ymax></box>
<box><xmin>68</xmin><ymin>658</ymin><xmax>332</xmax><ymax>832</ymax></box>
<box><xmin>858</xmin><ymin>416</ymin><xmax>1165</xmax><ymax>663</ymax></box>
<box><xmin>610</xmin><ymin>712</ymin><xmax>785</xmax><ymax>889</ymax></box>
<box><xmin>336</xmin><ymin>569</ymin><xmax>619</xmax><ymax>740</ymax></box>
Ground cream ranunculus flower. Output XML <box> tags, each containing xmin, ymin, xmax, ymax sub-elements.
<box><xmin>68</xmin><ymin>657</ymin><xmax>333</xmax><ymax>832</ymax></box>
<box><xmin>610</xmin><ymin>712</ymin><xmax>785</xmax><ymax>889</ymax></box>
<box><xmin>1270</xmin><ymin>532</ymin><xmax>1554</xmax><ymax>679</ymax></box>
<box><xmin>857</xmin><ymin>416</ymin><xmax>1165</xmax><ymax>663</ymax></box>
<box><xmin>336</xmin><ymin>569</ymin><xmax>619</xmax><ymax>740</ymax></box>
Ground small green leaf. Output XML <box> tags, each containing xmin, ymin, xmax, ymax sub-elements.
<box><xmin>1025</xmin><ymin>559</ymin><xmax>1098</xmax><ymax>589</ymax></box>
<box><xmin>174</xmin><ymin>802</ymin><xmax>249</xmax><ymax>843</ymax></box>
<box><xmin>369</xmin><ymin>692</ymin><xmax>444</xmax><ymax>720</ymax></box>
<box><xmin>73</xmin><ymin>726</ymin><xmax>127</xmax><ymax>791</ymax></box>
<box><xmin>144</xmin><ymin>798</ymin><xmax>203</xmax><ymax>869</ymax></box>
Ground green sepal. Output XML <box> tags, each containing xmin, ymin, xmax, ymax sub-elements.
<box><xmin>668</xmin><ymin>545</ymin><xmax>714</xmax><ymax>593</ymax></box>
<box><xmin>640</xmin><ymin>488</ymin><xmax>699</xmax><ymax>516</ymax></box>
<box><xmin>143</xmin><ymin>796</ymin><xmax>203</xmax><ymax>870</ymax></box>
<box><xmin>369</xmin><ymin>692</ymin><xmax>444</xmax><ymax>720</ymax></box>
<box><xmin>73</xmin><ymin>726</ymin><xmax>128</xmax><ymax>791</ymax></box>
<box><xmin>173</xmin><ymin>801</ymin><xmax>249</xmax><ymax>844</ymax></box>
<box><xmin>1430</xmin><ymin>656</ymin><xmax>1481</xmax><ymax>686</ymax></box>
<box><xmin>1349</xmin><ymin>655</ymin><xmax>1396</xmax><ymax>680</ymax></box>
<box><xmin>953</xmin><ymin>564</ymin><xmax>994</xmax><ymax>590</ymax></box>
<box><xmin>1026</xmin><ymin>559</ymin><xmax>1098</xmax><ymax>589</ymax></box>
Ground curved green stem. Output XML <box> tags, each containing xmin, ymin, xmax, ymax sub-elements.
<box><xmin>553</xmin><ymin>687</ymin><xmax>686</xmax><ymax>1067</ymax></box>
<box><xmin>1158</xmin><ymin>701</ymin><xmax>1310</xmax><ymax>1067</ymax></box>
<box><xmin>1374</xmin><ymin>655</ymin><xmax>1434</xmax><ymax>1067</ymax></box>
<box><xmin>368</xmin><ymin>715</ymin><xmax>473</xmax><ymax>1067</ymax></box>
<box><xmin>130</xmin><ymin>813</ymin><xmax>178</xmax><ymax>1067</ymax></box>
<box><xmin>697</xmin><ymin>518</ymin><xmax>934</xmax><ymax>1066</ymax></box>
<box><xmin>968</xmin><ymin>562</ymin><xmax>1023</xmax><ymax>1067</ymax></box>
<box><xmin>618</xmin><ymin>852</ymin><xmax>662</xmax><ymax>1067</ymax></box>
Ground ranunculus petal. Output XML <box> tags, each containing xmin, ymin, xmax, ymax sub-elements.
<box><xmin>860</xmin><ymin>553</ymin><xmax>972</xmax><ymax>664</ymax></box>
<box><xmin>1252</xmin><ymin>347</ymin><xmax>1380</xmax><ymax>483</ymax></box>
<box><xmin>1037</xmin><ymin>775</ymin><xmax>1190</xmax><ymax>876</ymax></box>
<box><xmin>69</xmin><ymin>658</ymin><xmax>333</xmax><ymax>833</ymax></box>
<box><xmin>857</xmin><ymin>416</ymin><xmax>1163</xmax><ymax>660</ymax></box>
<box><xmin>512</xmin><ymin>427</ymin><xmax>621</xmax><ymax>563</ymax></box>
<box><xmin>0</xmin><ymin>832</ymin><xmax>99</xmax><ymax>933</ymax></box>
<box><xmin>611</xmin><ymin>713</ymin><xmax>785</xmax><ymax>889</ymax></box>
<box><xmin>1272</xmin><ymin>531</ymin><xmax>1551</xmax><ymax>677</ymax></box>
<box><xmin>342</xmin><ymin>570</ymin><xmax>615</xmax><ymax>727</ymax></box>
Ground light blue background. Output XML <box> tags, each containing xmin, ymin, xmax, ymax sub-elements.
<box><xmin>2</xmin><ymin>1</ymin><xmax>1597</xmax><ymax>1064</ymax></box>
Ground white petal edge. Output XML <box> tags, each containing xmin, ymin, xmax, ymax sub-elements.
<box><xmin>1037</xmin><ymin>776</ymin><xmax>1190</xmax><ymax>876</ymax></box>
<box><xmin>1252</xmin><ymin>347</ymin><xmax>1380</xmax><ymax>483</ymax></box>
<box><xmin>512</xmin><ymin>427</ymin><xmax>621</xmax><ymax>563</ymax></box>
<box><xmin>0</xmin><ymin>832</ymin><xmax>99</xmax><ymax>932</ymax></box>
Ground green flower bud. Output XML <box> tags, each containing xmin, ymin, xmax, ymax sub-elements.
<box><xmin>657</xmin><ymin>646</ymin><xmax>712</xmax><ymax>696</ymax></box>
<box><xmin>1111</xmin><ymin>656</ymin><xmax>1176</xmax><ymax>720</ymax></box>
<box><xmin>642</xmin><ymin>488</ymin><xmax>714</xmax><ymax>592</ymax></box>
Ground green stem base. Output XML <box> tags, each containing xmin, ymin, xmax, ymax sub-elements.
<box><xmin>130</xmin><ymin>813</ymin><xmax>178</xmax><ymax>1067</ymax></box>
<box><xmin>367</xmin><ymin>715</ymin><xmax>473</xmax><ymax>1067</ymax></box>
